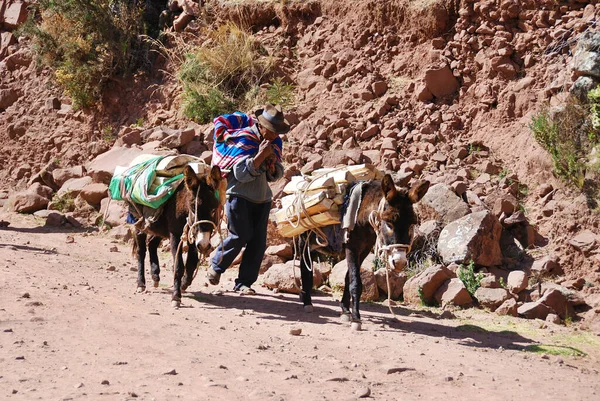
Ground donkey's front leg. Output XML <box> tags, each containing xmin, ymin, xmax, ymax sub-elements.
<box><xmin>148</xmin><ymin>236</ymin><xmax>162</xmax><ymax>288</ymax></box>
<box><xmin>135</xmin><ymin>231</ymin><xmax>147</xmax><ymax>292</ymax></box>
<box><xmin>181</xmin><ymin>246</ymin><xmax>198</xmax><ymax>292</ymax></box>
<box><xmin>298</xmin><ymin>235</ymin><xmax>314</xmax><ymax>313</ymax></box>
<box><xmin>346</xmin><ymin>249</ymin><xmax>363</xmax><ymax>331</ymax></box>
<box><xmin>170</xmin><ymin>234</ymin><xmax>186</xmax><ymax>307</ymax></box>
<box><xmin>340</xmin><ymin>270</ymin><xmax>352</xmax><ymax>322</ymax></box>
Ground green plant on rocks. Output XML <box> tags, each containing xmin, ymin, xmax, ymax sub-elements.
<box><xmin>458</xmin><ymin>260</ymin><xmax>483</xmax><ymax>297</ymax></box>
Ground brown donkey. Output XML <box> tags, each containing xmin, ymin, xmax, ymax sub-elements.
<box><xmin>297</xmin><ymin>175</ymin><xmax>429</xmax><ymax>330</ymax></box>
<box><xmin>134</xmin><ymin>165</ymin><xmax>223</xmax><ymax>307</ymax></box>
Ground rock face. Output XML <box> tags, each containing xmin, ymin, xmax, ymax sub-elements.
<box><xmin>437</xmin><ymin>211</ymin><xmax>503</xmax><ymax>267</ymax></box>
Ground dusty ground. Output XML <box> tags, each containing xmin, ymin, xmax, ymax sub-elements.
<box><xmin>1</xmin><ymin>210</ymin><xmax>599</xmax><ymax>401</ymax></box>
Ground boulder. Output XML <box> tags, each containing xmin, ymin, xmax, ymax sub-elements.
<box><xmin>79</xmin><ymin>183</ymin><xmax>109</xmax><ymax>207</ymax></box>
<box><xmin>420</xmin><ymin>184</ymin><xmax>470</xmax><ymax>224</ymax></box>
<box><xmin>403</xmin><ymin>265</ymin><xmax>453</xmax><ymax>305</ymax></box>
<box><xmin>518</xmin><ymin>301</ymin><xmax>551</xmax><ymax>320</ymax></box>
<box><xmin>506</xmin><ymin>270</ymin><xmax>527</xmax><ymax>294</ymax></box>
<box><xmin>10</xmin><ymin>192</ymin><xmax>49</xmax><ymax>213</ymax></box>
<box><xmin>265</xmin><ymin>243</ymin><xmax>293</xmax><ymax>260</ymax></box>
<box><xmin>434</xmin><ymin>278</ymin><xmax>473</xmax><ymax>307</ymax></box>
<box><xmin>57</xmin><ymin>176</ymin><xmax>93</xmax><ymax>198</ymax></box>
<box><xmin>86</xmin><ymin>146</ymin><xmax>171</xmax><ymax>184</ymax></box>
<box><xmin>0</xmin><ymin>88</ymin><xmax>18</xmax><ymax>110</ymax></box>
<box><xmin>474</xmin><ymin>287</ymin><xmax>511</xmax><ymax>311</ymax></box>
<box><xmin>437</xmin><ymin>210</ymin><xmax>503</xmax><ymax>267</ymax></box>
<box><xmin>52</xmin><ymin>166</ymin><xmax>86</xmax><ymax>188</ymax></box>
<box><xmin>495</xmin><ymin>298</ymin><xmax>518</xmax><ymax>317</ymax></box>
<box><xmin>424</xmin><ymin>65</ymin><xmax>460</xmax><ymax>98</ymax></box>
<box><xmin>374</xmin><ymin>269</ymin><xmax>407</xmax><ymax>300</ymax></box>
<box><xmin>540</xmin><ymin>288</ymin><xmax>574</xmax><ymax>320</ymax></box>
<box><xmin>262</xmin><ymin>261</ymin><xmax>323</xmax><ymax>294</ymax></box>
<box><xmin>569</xmin><ymin>229</ymin><xmax>598</xmax><ymax>256</ymax></box>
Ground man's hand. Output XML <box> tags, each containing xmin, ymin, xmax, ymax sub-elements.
<box><xmin>253</xmin><ymin>139</ymin><xmax>275</xmax><ymax>168</ymax></box>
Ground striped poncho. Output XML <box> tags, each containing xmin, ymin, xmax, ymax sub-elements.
<box><xmin>211</xmin><ymin>112</ymin><xmax>282</xmax><ymax>175</ymax></box>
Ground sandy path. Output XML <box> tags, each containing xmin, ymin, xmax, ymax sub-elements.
<box><xmin>0</xmin><ymin>212</ymin><xmax>599</xmax><ymax>401</ymax></box>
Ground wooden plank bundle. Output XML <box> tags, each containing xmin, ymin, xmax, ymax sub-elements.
<box><xmin>275</xmin><ymin>164</ymin><xmax>383</xmax><ymax>237</ymax></box>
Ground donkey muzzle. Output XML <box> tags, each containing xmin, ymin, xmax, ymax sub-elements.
<box><xmin>195</xmin><ymin>231</ymin><xmax>213</xmax><ymax>255</ymax></box>
<box><xmin>389</xmin><ymin>251</ymin><xmax>408</xmax><ymax>272</ymax></box>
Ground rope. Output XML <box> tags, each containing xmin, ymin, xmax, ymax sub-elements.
<box><xmin>368</xmin><ymin>196</ymin><xmax>412</xmax><ymax>322</ymax></box>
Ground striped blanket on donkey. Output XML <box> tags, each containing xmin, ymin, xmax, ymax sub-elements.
<box><xmin>108</xmin><ymin>154</ymin><xmax>214</xmax><ymax>210</ymax></box>
<box><xmin>212</xmin><ymin>112</ymin><xmax>282</xmax><ymax>175</ymax></box>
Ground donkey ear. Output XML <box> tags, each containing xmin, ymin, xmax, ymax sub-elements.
<box><xmin>381</xmin><ymin>174</ymin><xmax>397</xmax><ymax>199</ymax></box>
<box><xmin>408</xmin><ymin>180</ymin><xmax>430</xmax><ymax>203</ymax></box>
<box><xmin>184</xmin><ymin>165</ymin><xmax>199</xmax><ymax>191</ymax></box>
<box><xmin>208</xmin><ymin>165</ymin><xmax>222</xmax><ymax>187</ymax></box>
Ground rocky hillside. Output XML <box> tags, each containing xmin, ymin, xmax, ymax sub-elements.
<box><xmin>0</xmin><ymin>0</ymin><xmax>599</xmax><ymax>329</ymax></box>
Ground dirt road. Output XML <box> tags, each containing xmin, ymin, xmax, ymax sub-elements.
<box><xmin>1</xmin><ymin>212</ymin><xmax>599</xmax><ymax>401</ymax></box>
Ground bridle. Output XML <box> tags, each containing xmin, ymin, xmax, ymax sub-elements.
<box><xmin>368</xmin><ymin>196</ymin><xmax>413</xmax><ymax>269</ymax></box>
<box><xmin>179</xmin><ymin>183</ymin><xmax>224</xmax><ymax>275</ymax></box>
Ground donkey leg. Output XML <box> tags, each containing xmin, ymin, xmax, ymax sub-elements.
<box><xmin>135</xmin><ymin>231</ymin><xmax>147</xmax><ymax>292</ymax></box>
<box><xmin>347</xmin><ymin>251</ymin><xmax>363</xmax><ymax>330</ymax></box>
<box><xmin>340</xmin><ymin>270</ymin><xmax>352</xmax><ymax>322</ymax></box>
<box><xmin>181</xmin><ymin>246</ymin><xmax>198</xmax><ymax>292</ymax></box>
<box><xmin>170</xmin><ymin>234</ymin><xmax>186</xmax><ymax>307</ymax></box>
<box><xmin>148</xmin><ymin>236</ymin><xmax>162</xmax><ymax>287</ymax></box>
<box><xmin>298</xmin><ymin>235</ymin><xmax>314</xmax><ymax>313</ymax></box>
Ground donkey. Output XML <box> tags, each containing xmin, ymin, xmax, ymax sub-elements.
<box><xmin>134</xmin><ymin>165</ymin><xmax>223</xmax><ymax>307</ymax></box>
<box><xmin>297</xmin><ymin>175</ymin><xmax>429</xmax><ymax>330</ymax></box>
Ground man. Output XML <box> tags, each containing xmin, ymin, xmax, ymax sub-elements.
<box><xmin>207</xmin><ymin>103</ymin><xmax>289</xmax><ymax>295</ymax></box>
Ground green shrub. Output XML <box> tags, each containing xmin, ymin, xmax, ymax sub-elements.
<box><xmin>458</xmin><ymin>260</ymin><xmax>483</xmax><ymax>297</ymax></box>
<box><xmin>530</xmin><ymin>104</ymin><xmax>586</xmax><ymax>186</ymax></box>
<box><xmin>176</xmin><ymin>22</ymin><xmax>277</xmax><ymax>123</ymax></box>
<box><xmin>21</xmin><ymin>0</ymin><xmax>146</xmax><ymax>108</ymax></box>
<box><xmin>266</xmin><ymin>78</ymin><xmax>295</xmax><ymax>108</ymax></box>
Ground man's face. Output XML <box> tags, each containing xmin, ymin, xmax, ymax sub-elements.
<box><xmin>261</xmin><ymin>126</ymin><xmax>279</xmax><ymax>142</ymax></box>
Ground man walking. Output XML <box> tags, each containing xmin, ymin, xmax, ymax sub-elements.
<box><xmin>207</xmin><ymin>103</ymin><xmax>289</xmax><ymax>294</ymax></box>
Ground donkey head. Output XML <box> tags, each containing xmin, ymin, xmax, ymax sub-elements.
<box><xmin>183</xmin><ymin>165</ymin><xmax>223</xmax><ymax>255</ymax></box>
<box><xmin>376</xmin><ymin>175</ymin><xmax>430</xmax><ymax>272</ymax></box>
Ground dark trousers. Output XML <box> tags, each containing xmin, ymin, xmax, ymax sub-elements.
<box><xmin>211</xmin><ymin>196</ymin><xmax>271</xmax><ymax>288</ymax></box>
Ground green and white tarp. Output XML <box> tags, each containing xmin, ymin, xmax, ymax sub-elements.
<box><xmin>108</xmin><ymin>154</ymin><xmax>208</xmax><ymax>209</ymax></box>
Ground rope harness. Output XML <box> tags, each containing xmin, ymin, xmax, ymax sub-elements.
<box><xmin>178</xmin><ymin>183</ymin><xmax>224</xmax><ymax>282</ymax></box>
<box><xmin>368</xmin><ymin>196</ymin><xmax>412</xmax><ymax>320</ymax></box>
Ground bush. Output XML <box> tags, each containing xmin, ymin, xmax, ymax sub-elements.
<box><xmin>175</xmin><ymin>22</ymin><xmax>285</xmax><ymax>123</ymax></box>
<box><xmin>21</xmin><ymin>0</ymin><xmax>146</xmax><ymax>108</ymax></box>
<box><xmin>530</xmin><ymin>101</ymin><xmax>588</xmax><ymax>186</ymax></box>
<box><xmin>458</xmin><ymin>260</ymin><xmax>483</xmax><ymax>297</ymax></box>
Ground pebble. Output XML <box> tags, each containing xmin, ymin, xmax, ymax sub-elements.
<box><xmin>65</xmin><ymin>236</ymin><xmax>74</xmax><ymax>243</ymax></box>
<box><xmin>356</xmin><ymin>386</ymin><xmax>371</xmax><ymax>398</ymax></box>
<box><xmin>164</xmin><ymin>369</ymin><xmax>177</xmax><ymax>375</ymax></box>
<box><xmin>109</xmin><ymin>246</ymin><xmax>118</xmax><ymax>252</ymax></box>
<box><xmin>101</xmin><ymin>379</ymin><xmax>109</xmax><ymax>385</ymax></box>
<box><xmin>445</xmin><ymin>376</ymin><xmax>454</xmax><ymax>381</ymax></box>
<box><xmin>74</xmin><ymin>383</ymin><xmax>84</xmax><ymax>389</ymax></box>
<box><xmin>21</xmin><ymin>292</ymin><xmax>30</xmax><ymax>298</ymax></box>
<box><xmin>289</xmin><ymin>328</ymin><xmax>302</xmax><ymax>336</ymax></box>
<box><xmin>107</xmin><ymin>266</ymin><xmax>116</xmax><ymax>271</ymax></box>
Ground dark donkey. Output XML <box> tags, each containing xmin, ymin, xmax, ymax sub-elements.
<box><xmin>297</xmin><ymin>175</ymin><xmax>429</xmax><ymax>330</ymax></box>
<box><xmin>134</xmin><ymin>165</ymin><xmax>223</xmax><ymax>307</ymax></box>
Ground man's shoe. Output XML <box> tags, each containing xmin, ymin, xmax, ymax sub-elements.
<box><xmin>235</xmin><ymin>284</ymin><xmax>256</xmax><ymax>295</ymax></box>
<box><xmin>206</xmin><ymin>267</ymin><xmax>221</xmax><ymax>285</ymax></box>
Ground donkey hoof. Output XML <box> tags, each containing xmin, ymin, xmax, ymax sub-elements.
<box><xmin>153</xmin><ymin>280</ymin><xmax>159</xmax><ymax>288</ymax></box>
<box><xmin>136</xmin><ymin>286</ymin><xmax>145</xmax><ymax>293</ymax></box>
<box><xmin>303</xmin><ymin>305</ymin><xmax>314</xmax><ymax>313</ymax></box>
<box><xmin>340</xmin><ymin>313</ymin><xmax>352</xmax><ymax>322</ymax></box>
<box><xmin>171</xmin><ymin>299</ymin><xmax>181</xmax><ymax>308</ymax></box>
<box><xmin>351</xmin><ymin>321</ymin><xmax>362</xmax><ymax>331</ymax></box>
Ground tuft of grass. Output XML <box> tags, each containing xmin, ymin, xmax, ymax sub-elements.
<box><xmin>175</xmin><ymin>22</ymin><xmax>274</xmax><ymax>123</ymax></box>
<box><xmin>523</xmin><ymin>344</ymin><xmax>586</xmax><ymax>357</ymax></box>
<box><xmin>458</xmin><ymin>260</ymin><xmax>483</xmax><ymax>297</ymax></box>
<box><xmin>529</xmin><ymin>98</ymin><xmax>593</xmax><ymax>187</ymax></box>
<box><xmin>20</xmin><ymin>0</ymin><xmax>147</xmax><ymax>109</ymax></box>
<box><xmin>51</xmin><ymin>191</ymin><xmax>75</xmax><ymax>212</ymax></box>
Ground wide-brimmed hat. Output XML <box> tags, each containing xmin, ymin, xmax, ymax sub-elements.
<box><xmin>255</xmin><ymin>103</ymin><xmax>290</xmax><ymax>135</ymax></box>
